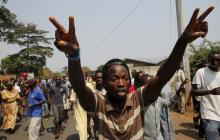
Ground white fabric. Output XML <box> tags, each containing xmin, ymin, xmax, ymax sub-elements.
<box><xmin>63</xmin><ymin>80</ymin><xmax>71</xmax><ymax>110</ymax></box>
<box><xmin>65</xmin><ymin>80</ymin><xmax>71</xmax><ymax>88</ymax></box>
<box><xmin>86</xmin><ymin>82</ymin><xmax>106</xmax><ymax>96</ymax></box>
<box><xmin>28</xmin><ymin>117</ymin><xmax>41</xmax><ymax>140</ymax></box>
<box><xmin>14</xmin><ymin>85</ymin><xmax>21</xmax><ymax>93</ymax></box>
<box><xmin>175</xmin><ymin>69</ymin><xmax>185</xmax><ymax>90</ymax></box>
<box><xmin>175</xmin><ymin>69</ymin><xmax>186</xmax><ymax>112</ymax></box>
<box><xmin>71</xmin><ymin>89</ymin><xmax>87</xmax><ymax>140</ymax></box>
<box><xmin>192</xmin><ymin>67</ymin><xmax>220</xmax><ymax>121</ymax></box>
<box><xmin>63</xmin><ymin>95</ymin><xmax>71</xmax><ymax>110</ymax></box>
<box><xmin>86</xmin><ymin>82</ymin><xmax>96</xmax><ymax>92</ymax></box>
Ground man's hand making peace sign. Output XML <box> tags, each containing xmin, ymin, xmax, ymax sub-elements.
<box><xmin>181</xmin><ymin>6</ymin><xmax>214</xmax><ymax>43</ymax></box>
<box><xmin>49</xmin><ymin>16</ymin><xmax>79</xmax><ymax>57</ymax></box>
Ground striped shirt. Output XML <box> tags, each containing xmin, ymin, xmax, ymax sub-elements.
<box><xmin>93</xmin><ymin>87</ymin><xmax>149</xmax><ymax>140</ymax></box>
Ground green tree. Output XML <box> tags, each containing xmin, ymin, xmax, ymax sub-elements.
<box><xmin>1</xmin><ymin>4</ymin><xmax>54</xmax><ymax>76</ymax></box>
<box><xmin>1</xmin><ymin>23</ymin><xmax>54</xmax><ymax>76</ymax></box>
<box><xmin>189</xmin><ymin>39</ymin><xmax>220</xmax><ymax>78</ymax></box>
<box><xmin>1</xmin><ymin>0</ymin><xmax>8</xmax><ymax>4</ymax></box>
<box><xmin>0</xmin><ymin>6</ymin><xmax>20</xmax><ymax>43</ymax></box>
<box><xmin>42</xmin><ymin>67</ymin><xmax>53</xmax><ymax>79</ymax></box>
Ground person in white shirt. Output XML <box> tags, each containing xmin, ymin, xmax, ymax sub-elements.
<box><xmin>192</xmin><ymin>51</ymin><xmax>220</xmax><ymax>140</ymax></box>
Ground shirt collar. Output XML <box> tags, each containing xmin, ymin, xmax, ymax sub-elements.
<box><xmin>105</xmin><ymin>93</ymin><xmax>133</xmax><ymax>112</ymax></box>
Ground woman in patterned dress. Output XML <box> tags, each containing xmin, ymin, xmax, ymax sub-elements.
<box><xmin>1</xmin><ymin>82</ymin><xmax>20</xmax><ymax>133</ymax></box>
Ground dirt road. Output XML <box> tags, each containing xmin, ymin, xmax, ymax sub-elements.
<box><xmin>171</xmin><ymin>111</ymin><xmax>203</xmax><ymax>140</ymax></box>
<box><xmin>0</xmin><ymin>111</ymin><xmax>203</xmax><ymax>140</ymax></box>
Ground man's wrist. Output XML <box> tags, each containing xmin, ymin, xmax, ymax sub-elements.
<box><xmin>65</xmin><ymin>50</ymin><xmax>80</xmax><ymax>61</ymax></box>
<box><xmin>209</xmin><ymin>89</ymin><xmax>214</xmax><ymax>95</ymax></box>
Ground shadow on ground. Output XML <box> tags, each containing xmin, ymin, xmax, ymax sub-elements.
<box><xmin>179</xmin><ymin>122</ymin><xmax>195</xmax><ymax>129</ymax></box>
<box><xmin>66</xmin><ymin>134</ymin><xmax>79</xmax><ymax>140</ymax></box>
<box><xmin>13</xmin><ymin>124</ymin><xmax>21</xmax><ymax>133</ymax></box>
<box><xmin>175</xmin><ymin>122</ymin><xmax>200</xmax><ymax>139</ymax></box>
<box><xmin>0</xmin><ymin>136</ymin><xmax>7</xmax><ymax>140</ymax></box>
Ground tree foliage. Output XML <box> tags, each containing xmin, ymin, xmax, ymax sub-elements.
<box><xmin>1</xmin><ymin>44</ymin><xmax>53</xmax><ymax>76</ymax></box>
<box><xmin>9</xmin><ymin>23</ymin><xmax>51</xmax><ymax>46</ymax></box>
<box><xmin>1</xmin><ymin>0</ymin><xmax>8</xmax><ymax>4</ymax></box>
<box><xmin>0</xmin><ymin>6</ymin><xmax>19</xmax><ymax>42</ymax></box>
<box><xmin>42</xmin><ymin>67</ymin><xmax>53</xmax><ymax>79</ymax></box>
<box><xmin>0</xmin><ymin>6</ymin><xmax>54</xmax><ymax>76</ymax></box>
<box><xmin>189</xmin><ymin>39</ymin><xmax>220</xmax><ymax>78</ymax></box>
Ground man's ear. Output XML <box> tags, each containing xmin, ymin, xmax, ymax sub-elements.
<box><xmin>128</xmin><ymin>80</ymin><xmax>131</xmax><ymax>88</ymax></box>
<box><xmin>103</xmin><ymin>81</ymin><xmax>108</xmax><ymax>91</ymax></box>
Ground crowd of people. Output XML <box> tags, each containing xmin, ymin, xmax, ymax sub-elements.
<box><xmin>0</xmin><ymin>75</ymin><xmax>74</xmax><ymax>139</ymax></box>
<box><xmin>0</xmin><ymin>6</ymin><xmax>219</xmax><ymax>140</ymax></box>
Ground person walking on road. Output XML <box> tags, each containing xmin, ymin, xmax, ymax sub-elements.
<box><xmin>27</xmin><ymin>79</ymin><xmax>46</xmax><ymax>140</ymax></box>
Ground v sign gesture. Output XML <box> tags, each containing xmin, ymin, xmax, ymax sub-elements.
<box><xmin>181</xmin><ymin>6</ymin><xmax>214</xmax><ymax>43</ymax></box>
<box><xmin>49</xmin><ymin>16</ymin><xmax>79</xmax><ymax>57</ymax></box>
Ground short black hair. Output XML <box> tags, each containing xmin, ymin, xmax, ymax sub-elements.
<box><xmin>93</xmin><ymin>69</ymin><xmax>103</xmax><ymax>80</ymax></box>
<box><xmin>94</xmin><ymin>69</ymin><xmax>103</xmax><ymax>75</ymax></box>
<box><xmin>102</xmin><ymin>58</ymin><xmax>131</xmax><ymax>83</ymax></box>
<box><xmin>28</xmin><ymin>79</ymin><xmax>37</xmax><ymax>90</ymax></box>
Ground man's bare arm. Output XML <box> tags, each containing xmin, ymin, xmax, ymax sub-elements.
<box><xmin>49</xmin><ymin>16</ymin><xmax>96</xmax><ymax>111</ymax></box>
<box><xmin>142</xmin><ymin>7</ymin><xmax>214</xmax><ymax>105</ymax></box>
<box><xmin>192</xmin><ymin>84</ymin><xmax>220</xmax><ymax>96</ymax></box>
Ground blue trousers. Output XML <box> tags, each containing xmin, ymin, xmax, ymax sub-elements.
<box><xmin>203</xmin><ymin>119</ymin><xmax>220</xmax><ymax>140</ymax></box>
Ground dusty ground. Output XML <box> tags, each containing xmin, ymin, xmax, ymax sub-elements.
<box><xmin>171</xmin><ymin>111</ymin><xmax>203</xmax><ymax>140</ymax></box>
<box><xmin>0</xmin><ymin>110</ymin><xmax>204</xmax><ymax>140</ymax></box>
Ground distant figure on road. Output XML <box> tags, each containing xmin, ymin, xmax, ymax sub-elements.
<box><xmin>27</xmin><ymin>79</ymin><xmax>46</xmax><ymax>140</ymax></box>
<box><xmin>48</xmin><ymin>78</ymin><xmax>67</xmax><ymax>139</ymax></box>
<box><xmin>174</xmin><ymin>66</ymin><xmax>186</xmax><ymax>114</ymax></box>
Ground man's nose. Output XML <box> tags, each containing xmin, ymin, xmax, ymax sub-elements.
<box><xmin>98</xmin><ymin>78</ymin><xmax>102</xmax><ymax>81</ymax></box>
<box><xmin>118</xmin><ymin>79</ymin><xmax>124</xmax><ymax>86</ymax></box>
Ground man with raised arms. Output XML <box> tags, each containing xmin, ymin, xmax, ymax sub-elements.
<box><xmin>49</xmin><ymin>7</ymin><xmax>214</xmax><ymax>140</ymax></box>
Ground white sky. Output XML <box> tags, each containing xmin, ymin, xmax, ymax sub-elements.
<box><xmin>0</xmin><ymin>0</ymin><xmax>220</xmax><ymax>71</ymax></box>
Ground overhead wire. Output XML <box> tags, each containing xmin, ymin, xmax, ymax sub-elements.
<box><xmin>88</xmin><ymin>0</ymin><xmax>144</xmax><ymax>53</ymax></box>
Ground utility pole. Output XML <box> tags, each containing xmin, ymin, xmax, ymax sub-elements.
<box><xmin>175</xmin><ymin>0</ymin><xmax>192</xmax><ymax>109</ymax></box>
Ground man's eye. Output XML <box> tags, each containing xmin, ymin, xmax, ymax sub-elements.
<box><xmin>124</xmin><ymin>77</ymin><xmax>129</xmax><ymax>81</ymax></box>
<box><xmin>111</xmin><ymin>77</ymin><xmax>117</xmax><ymax>81</ymax></box>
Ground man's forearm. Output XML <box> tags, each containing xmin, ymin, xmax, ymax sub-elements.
<box><xmin>157</xmin><ymin>37</ymin><xmax>188</xmax><ymax>84</ymax></box>
<box><xmin>68</xmin><ymin>60</ymin><xmax>96</xmax><ymax>111</ymax></box>
<box><xmin>192</xmin><ymin>89</ymin><xmax>212</xmax><ymax>96</ymax></box>
<box><xmin>68</xmin><ymin>60</ymin><xmax>87</xmax><ymax>94</ymax></box>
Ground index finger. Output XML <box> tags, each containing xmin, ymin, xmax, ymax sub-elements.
<box><xmin>49</xmin><ymin>16</ymin><xmax>67</xmax><ymax>34</ymax></box>
<box><xmin>197</xmin><ymin>6</ymin><xmax>214</xmax><ymax>22</ymax></box>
